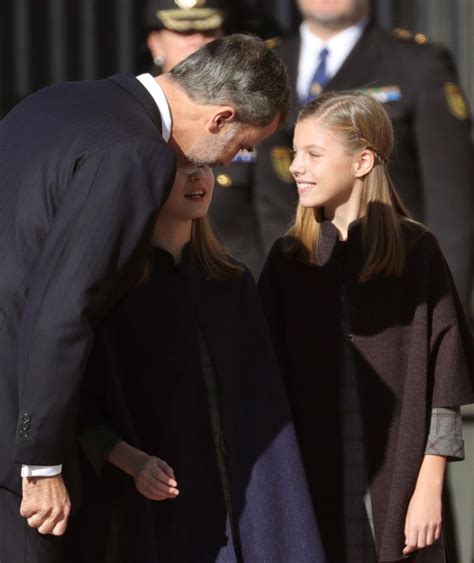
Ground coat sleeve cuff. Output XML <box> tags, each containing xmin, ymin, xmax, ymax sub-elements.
<box><xmin>425</xmin><ymin>407</ymin><xmax>465</xmax><ymax>461</ymax></box>
<box><xmin>78</xmin><ymin>424</ymin><xmax>123</xmax><ymax>475</ymax></box>
<box><xmin>21</xmin><ymin>464</ymin><xmax>63</xmax><ymax>477</ymax></box>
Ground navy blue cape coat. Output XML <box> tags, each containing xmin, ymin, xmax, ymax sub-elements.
<box><xmin>68</xmin><ymin>246</ymin><xmax>326</xmax><ymax>563</ymax></box>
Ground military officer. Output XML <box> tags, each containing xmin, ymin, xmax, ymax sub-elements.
<box><xmin>144</xmin><ymin>0</ymin><xmax>225</xmax><ymax>73</ymax></box>
<box><xmin>255</xmin><ymin>0</ymin><xmax>473</xmax><ymax>311</ymax></box>
<box><xmin>144</xmin><ymin>0</ymin><xmax>264</xmax><ymax>276</ymax></box>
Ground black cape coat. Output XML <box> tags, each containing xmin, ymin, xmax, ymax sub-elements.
<box><xmin>68</xmin><ymin>246</ymin><xmax>326</xmax><ymax>563</ymax></box>
<box><xmin>258</xmin><ymin>220</ymin><xmax>473</xmax><ymax>562</ymax></box>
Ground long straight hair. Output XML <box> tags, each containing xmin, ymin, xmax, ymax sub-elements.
<box><xmin>287</xmin><ymin>91</ymin><xmax>413</xmax><ymax>282</ymax></box>
<box><xmin>191</xmin><ymin>215</ymin><xmax>243</xmax><ymax>279</ymax></box>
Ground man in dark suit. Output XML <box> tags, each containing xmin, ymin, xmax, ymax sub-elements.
<box><xmin>0</xmin><ymin>34</ymin><xmax>289</xmax><ymax>562</ymax></box>
<box><xmin>255</xmin><ymin>0</ymin><xmax>473</xmax><ymax>310</ymax></box>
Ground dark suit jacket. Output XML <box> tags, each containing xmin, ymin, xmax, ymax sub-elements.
<box><xmin>0</xmin><ymin>73</ymin><xmax>176</xmax><ymax>496</ymax></box>
<box><xmin>256</xmin><ymin>24</ymin><xmax>473</xmax><ymax>310</ymax></box>
<box><xmin>209</xmin><ymin>157</ymin><xmax>264</xmax><ymax>277</ymax></box>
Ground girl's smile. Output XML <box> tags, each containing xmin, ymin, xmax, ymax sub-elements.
<box><xmin>296</xmin><ymin>181</ymin><xmax>317</xmax><ymax>195</ymax></box>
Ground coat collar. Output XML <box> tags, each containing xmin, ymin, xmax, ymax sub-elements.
<box><xmin>108</xmin><ymin>73</ymin><xmax>163</xmax><ymax>134</ymax></box>
<box><xmin>318</xmin><ymin>217</ymin><xmax>364</xmax><ymax>266</ymax></box>
<box><xmin>152</xmin><ymin>242</ymin><xmax>197</xmax><ymax>277</ymax></box>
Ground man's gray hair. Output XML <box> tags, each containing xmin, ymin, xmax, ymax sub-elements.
<box><xmin>170</xmin><ymin>34</ymin><xmax>290</xmax><ymax>127</ymax></box>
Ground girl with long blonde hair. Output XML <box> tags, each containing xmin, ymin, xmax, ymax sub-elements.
<box><xmin>259</xmin><ymin>91</ymin><xmax>473</xmax><ymax>562</ymax></box>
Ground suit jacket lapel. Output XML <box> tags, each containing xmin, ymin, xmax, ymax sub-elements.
<box><xmin>281</xmin><ymin>36</ymin><xmax>300</xmax><ymax>94</ymax></box>
<box><xmin>325</xmin><ymin>24</ymin><xmax>381</xmax><ymax>91</ymax></box>
<box><xmin>108</xmin><ymin>73</ymin><xmax>163</xmax><ymax>134</ymax></box>
<box><xmin>279</xmin><ymin>37</ymin><xmax>301</xmax><ymax>125</ymax></box>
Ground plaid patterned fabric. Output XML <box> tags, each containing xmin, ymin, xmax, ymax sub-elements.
<box><xmin>425</xmin><ymin>407</ymin><xmax>464</xmax><ymax>460</ymax></box>
<box><xmin>341</xmin><ymin>342</ymin><xmax>378</xmax><ymax>562</ymax></box>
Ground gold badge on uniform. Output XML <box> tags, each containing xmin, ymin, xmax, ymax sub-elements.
<box><xmin>310</xmin><ymin>83</ymin><xmax>323</xmax><ymax>97</ymax></box>
<box><xmin>216</xmin><ymin>174</ymin><xmax>232</xmax><ymax>188</ymax></box>
<box><xmin>444</xmin><ymin>83</ymin><xmax>469</xmax><ymax>120</ymax></box>
<box><xmin>271</xmin><ymin>147</ymin><xmax>293</xmax><ymax>184</ymax></box>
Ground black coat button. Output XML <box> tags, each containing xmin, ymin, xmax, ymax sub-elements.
<box><xmin>19</xmin><ymin>430</ymin><xmax>29</xmax><ymax>439</ymax></box>
<box><xmin>346</xmin><ymin>333</ymin><xmax>354</xmax><ymax>342</ymax></box>
<box><xmin>21</xmin><ymin>422</ymin><xmax>30</xmax><ymax>431</ymax></box>
<box><xmin>22</xmin><ymin>413</ymin><xmax>31</xmax><ymax>423</ymax></box>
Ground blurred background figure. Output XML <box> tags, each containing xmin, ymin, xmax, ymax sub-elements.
<box><xmin>144</xmin><ymin>0</ymin><xmax>224</xmax><ymax>74</ymax></box>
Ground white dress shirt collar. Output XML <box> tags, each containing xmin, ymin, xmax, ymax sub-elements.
<box><xmin>136</xmin><ymin>73</ymin><xmax>172</xmax><ymax>142</ymax></box>
<box><xmin>297</xmin><ymin>18</ymin><xmax>368</xmax><ymax>100</ymax></box>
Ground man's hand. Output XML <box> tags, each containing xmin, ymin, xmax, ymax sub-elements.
<box><xmin>20</xmin><ymin>474</ymin><xmax>71</xmax><ymax>536</ymax></box>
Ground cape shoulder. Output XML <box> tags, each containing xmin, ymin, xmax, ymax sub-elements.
<box><xmin>402</xmin><ymin>221</ymin><xmax>445</xmax><ymax>263</ymax></box>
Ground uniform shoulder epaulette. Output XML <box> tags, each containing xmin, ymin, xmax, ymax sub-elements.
<box><xmin>393</xmin><ymin>28</ymin><xmax>429</xmax><ymax>45</ymax></box>
<box><xmin>265</xmin><ymin>36</ymin><xmax>281</xmax><ymax>49</ymax></box>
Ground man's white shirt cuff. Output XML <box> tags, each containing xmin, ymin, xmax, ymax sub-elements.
<box><xmin>21</xmin><ymin>464</ymin><xmax>62</xmax><ymax>477</ymax></box>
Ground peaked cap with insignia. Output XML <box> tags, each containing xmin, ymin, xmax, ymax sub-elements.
<box><xmin>145</xmin><ymin>0</ymin><xmax>225</xmax><ymax>32</ymax></box>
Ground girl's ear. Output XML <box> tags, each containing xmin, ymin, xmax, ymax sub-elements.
<box><xmin>354</xmin><ymin>149</ymin><xmax>376</xmax><ymax>178</ymax></box>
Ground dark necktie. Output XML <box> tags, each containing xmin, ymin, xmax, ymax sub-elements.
<box><xmin>307</xmin><ymin>47</ymin><xmax>329</xmax><ymax>101</ymax></box>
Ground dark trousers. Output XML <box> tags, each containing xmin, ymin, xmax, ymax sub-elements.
<box><xmin>0</xmin><ymin>487</ymin><xmax>63</xmax><ymax>563</ymax></box>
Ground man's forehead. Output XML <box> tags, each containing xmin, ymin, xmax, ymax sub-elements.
<box><xmin>244</xmin><ymin>114</ymin><xmax>281</xmax><ymax>141</ymax></box>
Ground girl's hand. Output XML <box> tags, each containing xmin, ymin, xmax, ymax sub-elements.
<box><xmin>403</xmin><ymin>484</ymin><xmax>442</xmax><ymax>554</ymax></box>
<box><xmin>133</xmin><ymin>454</ymin><xmax>179</xmax><ymax>501</ymax></box>
<box><xmin>107</xmin><ymin>442</ymin><xmax>179</xmax><ymax>501</ymax></box>
<box><xmin>403</xmin><ymin>455</ymin><xmax>446</xmax><ymax>555</ymax></box>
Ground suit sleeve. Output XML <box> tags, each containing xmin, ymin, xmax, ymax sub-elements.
<box><xmin>414</xmin><ymin>45</ymin><xmax>474</xmax><ymax>309</ymax></box>
<box><xmin>255</xmin><ymin>128</ymin><xmax>298</xmax><ymax>254</ymax></box>
<box><xmin>14</xmin><ymin>140</ymin><xmax>175</xmax><ymax>466</ymax></box>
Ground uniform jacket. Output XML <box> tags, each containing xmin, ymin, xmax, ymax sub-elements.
<box><xmin>68</xmin><ymin>247</ymin><xmax>326</xmax><ymax>563</ymax></box>
<box><xmin>258</xmin><ymin>219</ymin><xmax>473</xmax><ymax>562</ymax></box>
<box><xmin>0</xmin><ymin>73</ymin><xmax>176</xmax><ymax>497</ymax></box>
<box><xmin>209</xmin><ymin>157</ymin><xmax>264</xmax><ymax>277</ymax></box>
<box><xmin>256</xmin><ymin>24</ymin><xmax>473</xmax><ymax>309</ymax></box>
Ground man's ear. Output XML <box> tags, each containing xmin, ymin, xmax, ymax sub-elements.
<box><xmin>208</xmin><ymin>107</ymin><xmax>235</xmax><ymax>133</ymax></box>
<box><xmin>147</xmin><ymin>31</ymin><xmax>163</xmax><ymax>59</ymax></box>
<box><xmin>354</xmin><ymin>149</ymin><xmax>376</xmax><ymax>178</ymax></box>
